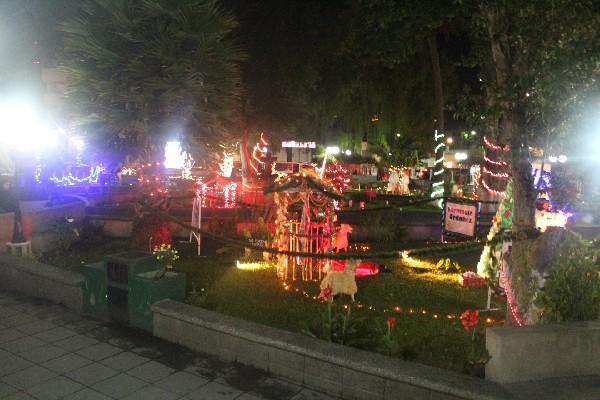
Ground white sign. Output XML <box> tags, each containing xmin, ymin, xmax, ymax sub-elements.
<box><xmin>282</xmin><ymin>141</ymin><xmax>316</xmax><ymax>149</ymax></box>
<box><xmin>444</xmin><ymin>201</ymin><xmax>478</xmax><ymax>237</ymax></box>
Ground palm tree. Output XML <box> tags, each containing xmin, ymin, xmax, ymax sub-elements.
<box><xmin>60</xmin><ymin>0</ymin><xmax>244</xmax><ymax>160</ymax></box>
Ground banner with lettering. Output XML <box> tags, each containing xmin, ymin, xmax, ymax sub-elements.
<box><xmin>444</xmin><ymin>201</ymin><xmax>478</xmax><ymax>237</ymax></box>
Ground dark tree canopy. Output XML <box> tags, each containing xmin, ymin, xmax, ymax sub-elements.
<box><xmin>60</xmin><ymin>0</ymin><xmax>245</xmax><ymax>160</ymax></box>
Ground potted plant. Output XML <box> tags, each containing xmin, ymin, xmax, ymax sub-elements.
<box><xmin>152</xmin><ymin>244</ymin><xmax>179</xmax><ymax>279</ymax></box>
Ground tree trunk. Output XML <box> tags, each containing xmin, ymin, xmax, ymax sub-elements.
<box><xmin>483</xmin><ymin>3</ymin><xmax>537</xmax><ymax>325</ymax></box>
<box><xmin>428</xmin><ymin>34</ymin><xmax>444</xmax><ymax>133</ymax></box>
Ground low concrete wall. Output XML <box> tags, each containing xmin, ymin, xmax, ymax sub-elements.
<box><xmin>0</xmin><ymin>253</ymin><xmax>83</xmax><ymax>312</ymax></box>
<box><xmin>152</xmin><ymin>300</ymin><xmax>514</xmax><ymax>400</ymax></box>
<box><xmin>21</xmin><ymin>201</ymin><xmax>86</xmax><ymax>253</ymax></box>
<box><xmin>486</xmin><ymin>321</ymin><xmax>600</xmax><ymax>383</ymax></box>
<box><xmin>0</xmin><ymin>212</ymin><xmax>15</xmax><ymax>252</ymax></box>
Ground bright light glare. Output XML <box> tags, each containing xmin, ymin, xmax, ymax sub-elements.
<box><xmin>70</xmin><ymin>136</ymin><xmax>85</xmax><ymax>151</ymax></box>
<box><xmin>548</xmin><ymin>155</ymin><xmax>558</xmax><ymax>163</ymax></box>
<box><xmin>446</xmin><ymin>137</ymin><xmax>454</xmax><ymax>144</ymax></box>
<box><xmin>344</xmin><ymin>149</ymin><xmax>352</xmax><ymax>156</ymax></box>
<box><xmin>0</xmin><ymin>101</ymin><xmax>56</xmax><ymax>152</ymax></box>
<box><xmin>455</xmin><ymin>152</ymin><xmax>468</xmax><ymax>161</ymax></box>
<box><xmin>325</xmin><ymin>146</ymin><xmax>340</xmax><ymax>155</ymax></box>
<box><xmin>164</xmin><ymin>141</ymin><xmax>186</xmax><ymax>169</ymax></box>
<box><xmin>558</xmin><ymin>154</ymin><xmax>567</xmax><ymax>163</ymax></box>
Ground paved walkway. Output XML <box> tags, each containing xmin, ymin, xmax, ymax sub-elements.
<box><xmin>0</xmin><ymin>291</ymin><xmax>336</xmax><ymax>400</ymax></box>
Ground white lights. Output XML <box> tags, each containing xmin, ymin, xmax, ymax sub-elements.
<box><xmin>557</xmin><ymin>155</ymin><xmax>567</xmax><ymax>163</ymax></box>
<box><xmin>455</xmin><ymin>152</ymin><xmax>468</xmax><ymax>161</ymax></box>
<box><xmin>446</xmin><ymin>137</ymin><xmax>454</xmax><ymax>144</ymax></box>
<box><xmin>344</xmin><ymin>149</ymin><xmax>352</xmax><ymax>156</ymax></box>
<box><xmin>0</xmin><ymin>101</ymin><xmax>56</xmax><ymax>152</ymax></box>
<box><xmin>164</xmin><ymin>141</ymin><xmax>186</xmax><ymax>169</ymax></box>
<box><xmin>325</xmin><ymin>146</ymin><xmax>340</xmax><ymax>155</ymax></box>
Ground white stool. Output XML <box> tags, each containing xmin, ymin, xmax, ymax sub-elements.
<box><xmin>6</xmin><ymin>241</ymin><xmax>32</xmax><ymax>257</ymax></box>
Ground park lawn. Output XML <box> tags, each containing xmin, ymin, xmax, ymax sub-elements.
<box><xmin>175</xmin><ymin>245</ymin><xmax>505</xmax><ymax>373</ymax></box>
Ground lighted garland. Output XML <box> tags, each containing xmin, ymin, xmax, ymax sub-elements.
<box><xmin>430</xmin><ymin>130</ymin><xmax>445</xmax><ymax>200</ymax></box>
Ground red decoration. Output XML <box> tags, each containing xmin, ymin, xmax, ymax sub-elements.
<box><xmin>386</xmin><ymin>316</ymin><xmax>397</xmax><ymax>328</ymax></box>
<box><xmin>504</xmin><ymin>209</ymin><xmax>511</xmax><ymax>218</ymax></box>
<box><xmin>459</xmin><ymin>272</ymin><xmax>486</xmax><ymax>288</ymax></box>
<box><xmin>460</xmin><ymin>309</ymin><xmax>480</xmax><ymax>332</ymax></box>
<box><xmin>150</xmin><ymin>222</ymin><xmax>171</xmax><ymax>249</ymax></box>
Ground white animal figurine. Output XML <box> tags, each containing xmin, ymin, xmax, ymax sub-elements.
<box><xmin>320</xmin><ymin>259</ymin><xmax>359</xmax><ymax>301</ymax></box>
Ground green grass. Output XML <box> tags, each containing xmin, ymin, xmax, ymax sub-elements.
<box><xmin>173</xmin><ymin>243</ymin><xmax>506</xmax><ymax>373</ymax></box>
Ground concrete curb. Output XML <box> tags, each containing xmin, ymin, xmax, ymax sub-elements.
<box><xmin>0</xmin><ymin>253</ymin><xmax>83</xmax><ymax>312</ymax></box>
<box><xmin>152</xmin><ymin>299</ymin><xmax>515</xmax><ymax>400</ymax></box>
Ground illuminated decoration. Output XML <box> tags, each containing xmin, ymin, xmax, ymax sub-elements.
<box><xmin>481</xmin><ymin>136</ymin><xmax>510</xmax><ymax>197</ymax></box>
<box><xmin>236</xmin><ymin>260</ymin><xmax>273</xmax><ymax>271</ymax></box>
<box><xmin>164</xmin><ymin>141</ymin><xmax>188</xmax><ymax>169</ymax></box>
<box><xmin>482</xmin><ymin>166</ymin><xmax>509</xmax><ymax>179</ymax></box>
<box><xmin>121</xmin><ymin>167</ymin><xmax>137</xmax><ymax>176</ymax></box>
<box><xmin>455</xmin><ymin>152</ymin><xmax>468</xmax><ymax>161</ymax></box>
<box><xmin>500</xmin><ymin>264</ymin><xmax>524</xmax><ymax>326</ymax></box>
<box><xmin>223</xmin><ymin>182</ymin><xmax>238</xmax><ymax>208</ymax></box>
<box><xmin>280</xmin><ymin>280</ymin><xmax>500</xmax><ymax>325</ymax></box>
<box><xmin>249</xmin><ymin>133</ymin><xmax>269</xmax><ymax>174</ymax></box>
<box><xmin>483</xmin><ymin>154</ymin><xmax>509</xmax><ymax>167</ymax></box>
<box><xmin>34</xmin><ymin>154</ymin><xmax>42</xmax><ymax>184</ymax></box>
<box><xmin>387</xmin><ymin>166</ymin><xmax>409</xmax><ymax>194</ymax></box>
<box><xmin>50</xmin><ymin>165</ymin><xmax>104</xmax><ymax>186</ymax></box>
<box><xmin>481</xmin><ymin>178</ymin><xmax>506</xmax><ymax>197</ymax></box>
<box><xmin>282</xmin><ymin>141</ymin><xmax>316</xmax><ymax>148</ymax></box>
<box><xmin>181</xmin><ymin>154</ymin><xmax>194</xmax><ymax>180</ymax></box>
<box><xmin>430</xmin><ymin>130</ymin><xmax>445</xmax><ymax>200</ymax></box>
<box><xmin>483</xmin><ymin>135</ymin><xmax>510</xmax><ymax>152</ymax></box>
<box><xmin>219</xmin><ymin>152</ymin><xmax>234</xmax><ymax>177</ymax></box>
<box><xmin>323</xmin><ymin>162</ymin><xmax>351</xmax><ymax>193</ymax></box>
<box><xmin>470</xmin><ymin>165</ymin><xmax>481</xmax><ymax>200</ymax></box>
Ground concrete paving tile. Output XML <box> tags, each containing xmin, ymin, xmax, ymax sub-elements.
<box><xmin>250</xmin><ymin>378</ymin><xmax>303</xmax><ymax>400</ymax></box>
<box><xmin>0</xmin><ymin>382</ymin><xmax>19</xmax><ymax>397</ymax></box>
<box><xmin>290</xmin><ymin>388</ymin><xmax>340</xmax><ymax>400</ymax></box>
<box><xmin>41</xmin><ymin>353</ymin><xmax>92</xmax><ymax>374</ymax></box>
<box><xmin>0</xmin><ymin>336</ymin><xmax>46</xmax><ymax>354</ymax></box>
<box><xmin>1</xmin><ymin>365</ymin><xmax>57</xmax><ymax>390</ymax></box>
<box><xmin>0</xmin><ymin>355</ymin><xmax>32</xmax><ymax>376</ymax></box>
<box><xmin>128</xmin><ymin>360</ymin><xmax>175</xmax><ymax>382</ymax></box>
<box><xmin>184</xmin><ymin>356</ymin><xmax>234</xmax><ymax>381</ymax></box>
<box><xmin>0</xmin><ymin>328</ymin><xmax>26</xmax><ymax>344</ymax></box>
<box><xmin>62</xmin><ymin>388</ymin><xmax>113</xmax><ymax>400</ymax></box>
<box><xmin>25</xmin><ymin>376</ymin><xmax>84</xmax><ymax>400</ymax></box>
<box><xmin>63</xmin><ymin>319</ymin><xmax>101</xmax><ymax>334</ymax></box>
<box><xmin>101</xmin><ymin>351</ymin><xmax>149</xmax><ymax>371</ymax></box>
<box><xmin>65</xmin><ymin>362</ymin><xmax>119</xmax><ymax>386</ymax></box>
<box><xmin>237</xmin><ymin>393</ymin><xmax>269</xmax><ymax>400</ymax></box>
<box><xmin>123</xmin><ymin>385</ymin><xmax>182</xmax><ymax>400</ymax></box>
<box><xmin>91</xmin><ymin>373</ymin><xmax>148</xmax><ymax>398</ymax></box>
<box><xmin>76</xmin><ymin>342</ymin><xmax>122</xmax><ymax>361</ymax></box>
<box><xmin>215</xmin><ymin>364</ymin><xmax>267</xmax><ymax>392</ymax></box>
<box><xmin>14</xmin><ymin>320</ymin><xmax>57</xmax><ymax>335</ymax></box>
<box><xmin>2</xmin><ymin>313</ymin><xmax>37</xmax><ymax>327</ymax></box>
<box><xmin>0</xmin><ymin>348</ymin><xmax>12</xmax><ymax>360</ymax></box>
<box><xmin>3</xmin><ymin>391</ymin><xmax>37</xmax><ymax>399</ymax></box>
<box><xmin>186</xmin><ymin>381</ymin><xmax>242</xmax><ymax>400</ymax></box>
<box><xmin>19</xmin><ymin>344</ymin><xmax>69</xmax><ymax>363</ymax></box>
<box><xmin>155</xmin><ymin>371</ymin><xmax>209</xmax><ymax>395</ymax></box>
<box><xmin>0</xmin><ymin>307</ymin><xmax>19</xmax><ymax>318</ymax></box>
<box><xmin>33</xmin><ymin>326</ymin><xmax>77</xmax><ymax>342</ymax></box>
<box><xmin>54</xmin><ymin>334</ymin><xmax>99</xmax><ymax>351</ymax></box>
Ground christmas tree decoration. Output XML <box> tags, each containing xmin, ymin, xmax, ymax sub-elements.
<box><xmin>430</xmin><ymin>130</ymin><xmax>445</xmax><ymax>200</ymax></box>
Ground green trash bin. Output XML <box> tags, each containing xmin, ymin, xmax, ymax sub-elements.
<box><xmin>128</xmin><ymin>270</ymin><xmax>186</xmax><ymax>332</ymax></box>
<box><xmin>81</xmin><ymin>262</ymin><xmax>107</xmax><ymax>319</ymax></box>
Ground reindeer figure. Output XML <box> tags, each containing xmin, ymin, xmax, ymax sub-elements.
<box><xmin>320</xmin><ymin>259</ymin><xmax>359</xmax><ymax>301</ymax></box>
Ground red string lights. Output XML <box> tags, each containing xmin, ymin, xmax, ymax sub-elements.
<box><xmin>483</xmin><ymin>136</ymin><xmax>510</xmax><ymax>152</ymax></box>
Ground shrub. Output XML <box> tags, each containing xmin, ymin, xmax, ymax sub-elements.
<box><xmin>536</xmin><ymin>262</ymin><xmax>600</xmax><ymax>323</ymax></box>
<box><xmin>434</xmin><ymin>258</ymin><xmax>461</xmax><ymax>274</ymax></box>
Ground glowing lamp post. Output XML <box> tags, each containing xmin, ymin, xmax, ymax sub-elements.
<box><xmin>320</xmin><ymin>146</ymin><xmax>340</xmax><ymax>178</ymax></box>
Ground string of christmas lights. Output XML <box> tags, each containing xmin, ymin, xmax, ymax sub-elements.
<box><xmin>483</xmin><ymin>135</ymin><xmax>510</xmax><ymax>152</ymax></box>
<box><xmin>50</xmin><ymin>165</ymin><xmax>104</xmax><ymax>186</ymax></box>
<box><xmin>482</xmin><ymin>166</ymin><xmax>510</xmax><ymax>179</ymax></box>
<box><xmin>500</xmin><ymin>265</ymin><xmax>524</xmax><ymax>326</ymax></box>
<box><xmin>280</xmin><ymin>281</ymin><xmax>500</xmax><ymax>325</ymax></box>
<box><xmin>483</xmin><ymin>154</ymin><xmax>509</xmax><ymax>167</ymax></box>
<box><xmin>481</xmin><ymin>178</ymin><xmax>506</xmax><ymax>197</ymax></box>
<box><xmin>431</xmin><ymin>130</ymin><xmax>445</xmax><ymax>199</ymax></box>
